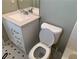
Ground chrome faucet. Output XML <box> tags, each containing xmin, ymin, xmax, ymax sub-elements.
<box><xmin>28</xmin><ymin>8</ymin><xmax>33</xmax><ymax>13</ymax></box>
<box><xmin>19</xmin><ymin>9</ymin><xmax>28</xmax><ymax>15</ymax></box>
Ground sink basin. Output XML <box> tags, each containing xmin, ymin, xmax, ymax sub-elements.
<box><xmin>8</xmin><ymin>12</ymin><xmax>29</xmax><ymax>22</ymax></box>
<box><xmin>8</xmin><ymin>11</ymin><xmax>37</xmax><ymax>23</ymax></box>
<box><xmin>3</xmin><ymin>9</ymin><xmax>40</xmax><ymax>26</ymax></box>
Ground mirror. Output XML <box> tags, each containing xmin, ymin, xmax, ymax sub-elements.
<box><xmin>17</xmin><ymin>0</ymin><xmax>40</xmax><ymax>16</ymax></box>
<box><xmin>2</xmin><ymin>0</ymin><xmax>40</xmax><ymax>14</ymax></box>
<box><xmin>17</xmin><ymin>0</ymin><xmax>40</xmax><ymax>9</ymax></box>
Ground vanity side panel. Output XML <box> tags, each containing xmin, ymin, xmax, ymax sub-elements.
<box><xmin>22</xmin><ymin>19</ymin><xmax>40</xmax><ymax>54</ymax></box>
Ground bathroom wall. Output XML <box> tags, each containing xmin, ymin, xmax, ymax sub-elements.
<box><xmin>40</xmin><ymin>0</ymin><xmax>77</xmax><ymax>52</ymax></box>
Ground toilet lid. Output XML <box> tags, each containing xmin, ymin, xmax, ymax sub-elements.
<box><xmin>39</xmin><ymin>29</ymin><xmax>55</xmax><ymax>47</ymax></box>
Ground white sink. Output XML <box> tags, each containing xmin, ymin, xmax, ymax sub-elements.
<box><xmin>8</xmin><ymin>12</ymin><xmax>29</xmax><ymax>22</ymax></box>
<box><xmin>8</xmin><ymin>11</ymin><xmax>38</xmax><ymax>22</ymax></box>
<box><xmin>3</xmin><ymin>8</ymin><xmax>40</xmax><ymax>26</ymax></box>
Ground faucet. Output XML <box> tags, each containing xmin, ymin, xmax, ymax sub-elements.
<box><xmin>19</xmin><ymin>7</ymin><xmax>34</xmax><ymax>15</ymax></box>
<box><xmin>19</xmin><ymin>9</ymin><xmax>29</xmax><ymax>15</ymax></box>
<box><xmin>28</xmin><ymin>8</ymin><xmax>33</xmax><ymax>13</ymax></box>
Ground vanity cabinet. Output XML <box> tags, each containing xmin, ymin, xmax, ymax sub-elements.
<box><xmin>3</xmin><ymin>8</ymin><xmax>40</xmax><ymax>54</ymax></box>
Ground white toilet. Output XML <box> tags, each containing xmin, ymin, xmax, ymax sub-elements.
<box><xmin>29</xmin><ymin>23</ymin><xmax>62</xmax><ymax>59</ymax></box>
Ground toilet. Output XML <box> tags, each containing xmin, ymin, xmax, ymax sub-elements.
<box><xmin>29</xmin><ymin>23</ymin><xmax>62</xmax><ymax>59</ymax></box>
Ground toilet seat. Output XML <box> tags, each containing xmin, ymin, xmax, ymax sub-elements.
<box><xmin>29</xmin><ymin>42</ymin><xmax>51</xmax><ymax>59</ymax></box>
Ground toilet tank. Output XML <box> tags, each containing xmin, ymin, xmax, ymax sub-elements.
<box><xmin>2</xmin><ymin>9</ymin><xmax>40</xmax><ymax>54</ymax></box>
<box><xmin>41</xmin><ymin>23</ymin><xmax>63</xmax><ymax>44</ymax></box>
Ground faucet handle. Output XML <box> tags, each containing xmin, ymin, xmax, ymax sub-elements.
<box><xmin>28</xmin><ymin>8</ymin><xmax>33</xmax><ymax>13</ymax></box>
<box><xmin>22</xmin><ymin>10</ymin><xmax>28</xmax><ymax>15</ymax></box>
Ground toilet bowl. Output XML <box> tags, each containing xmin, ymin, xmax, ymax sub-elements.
<box><xmin>29</xmin><ymin>42</ymin><xmax>51</xmax><ymax>59</ymax></box>
<box><xmin>29</xmin><ymin>23</ymin><xmax>62</xmax><ymax>59</ymax></box>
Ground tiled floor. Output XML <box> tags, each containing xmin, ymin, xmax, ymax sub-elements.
<box><xmin>2</xmin><ymin>40</ymin><xmax>28</xmax><ymax>59</ymax></box>
<box><xmin>2</xmin><ymin>40</ymin><xmax>62</xmax><ymax>59</ymax></box>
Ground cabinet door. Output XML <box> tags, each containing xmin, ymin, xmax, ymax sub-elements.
<box><xmin>6</xmin><ymin>21</ymin><xmax>20</xmax><ymax>44</ymax></box>
<box><xmin>6</xmin><ymin>20</ymin><xmax>25</xmax><ymax>51</ymax></box>
<box><xmin>3</xmin><ymin>19</ymin><xmax>14</xmax><ymax>43</ymax></box>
